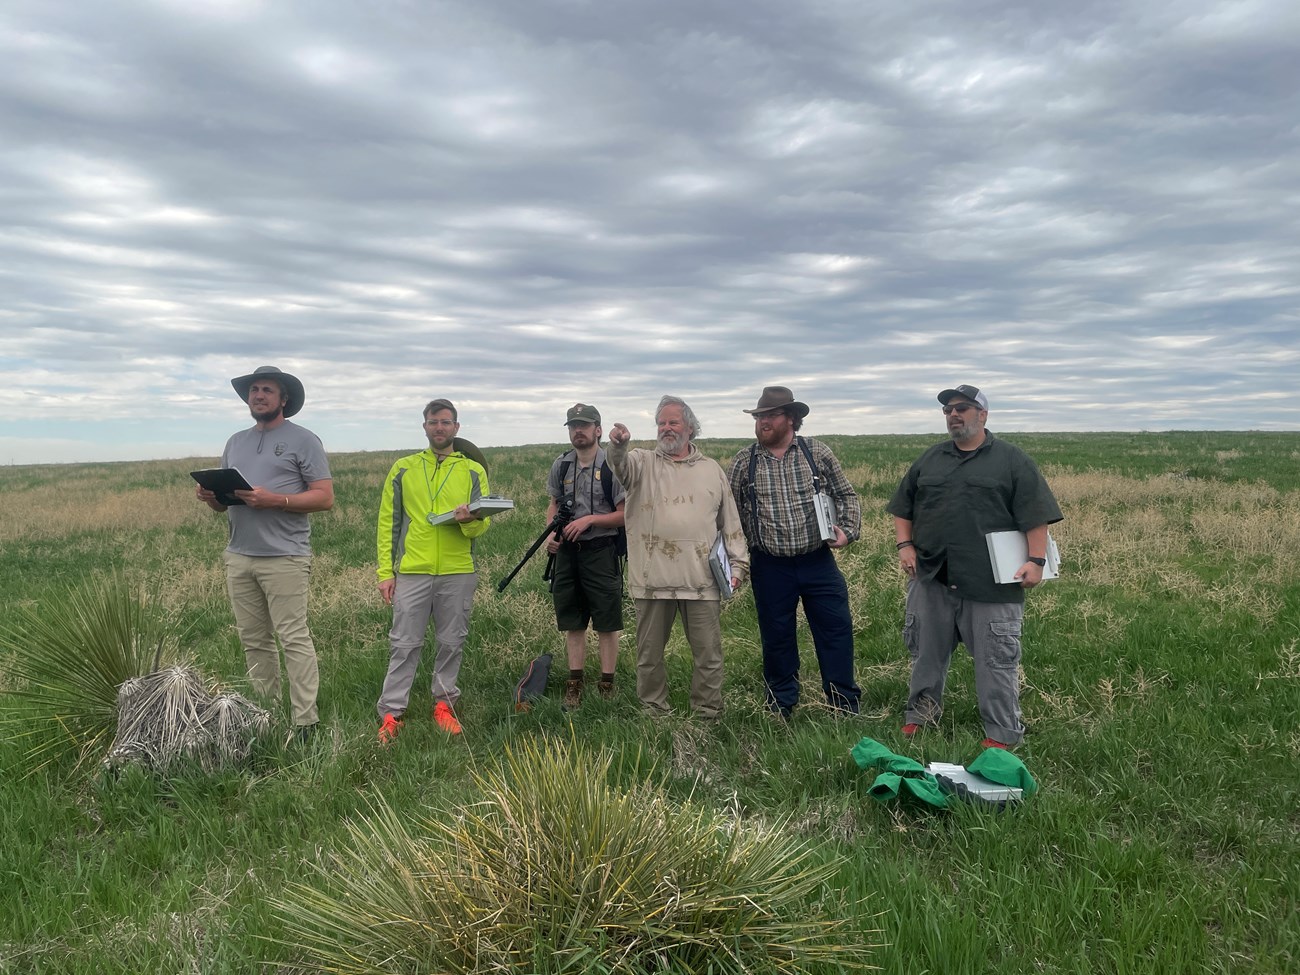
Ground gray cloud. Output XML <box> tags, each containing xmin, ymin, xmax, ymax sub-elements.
<box><xmin>1</xmin><ymin>0</ymin><xmax>1298</xmax><ymax>464</ymax></box>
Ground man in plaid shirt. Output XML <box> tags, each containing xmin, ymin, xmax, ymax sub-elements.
<box><xmin>729</xmin><ymin>386</ymin><xmax>863</xmax><ymax>719</ymax></box>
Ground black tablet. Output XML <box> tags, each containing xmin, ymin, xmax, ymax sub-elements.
<box><xmin>190</xmin><ymin>467</ymin><xmax>253</xmax><ymax>506</ymax></box>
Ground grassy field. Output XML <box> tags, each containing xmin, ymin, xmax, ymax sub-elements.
<box><xmin>1</xmin><ymin>430</ymin><xmax>1298</xmax><ymax>973</ymax></box>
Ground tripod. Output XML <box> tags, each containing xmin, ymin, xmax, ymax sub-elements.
<box><xmin>497</xmin><ymin>503</ymin><xmax>572</xmax><ymax>593</ymax></box>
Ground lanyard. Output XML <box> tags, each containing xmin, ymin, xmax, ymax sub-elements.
<box><xmin>421</xmin><ymin>454</ymin><xmax>458</xmax><ymax>513</ymax></box>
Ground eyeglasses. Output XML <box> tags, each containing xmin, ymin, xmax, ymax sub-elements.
<box><xmin>942</xmin><ymin>403</ymin><xmax>979</xmax><ymax>415</ymax></box>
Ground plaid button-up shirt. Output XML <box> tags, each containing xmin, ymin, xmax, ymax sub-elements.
<box><xmin>729</xmin><ymin>436</ymin><xmax>862</xmax><ymax>557</ymax></box>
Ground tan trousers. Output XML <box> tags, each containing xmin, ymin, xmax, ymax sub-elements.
<box><xmin>632</xmin><ymin>598</ymin><xmax>724</xmax><ymax>718</ymax></box>
<box><xmin>223</xmin><ymin>552</ymin><xmax>320</xmax><ymax>727</ymax></box>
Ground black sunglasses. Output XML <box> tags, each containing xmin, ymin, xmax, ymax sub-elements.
<box><xmin>942</xmin><ymin>403</ymin><xmax>979</xmax><ymax>415</ymax></box>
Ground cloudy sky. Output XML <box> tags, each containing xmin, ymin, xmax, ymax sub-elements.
<box><xmin>2</xmin><ymin>0</ymin><xmax>1297</xmax><ymax>465</ymax></box>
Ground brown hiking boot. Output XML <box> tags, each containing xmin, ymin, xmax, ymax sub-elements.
<box><xmin>596</xmin><ymin>677</ymin><xmax>614</xmax><ymax>700</ymax></box>
<box><xmin>562</xmin><ymin>678</ymin><xmax>584</xmax><ymax>711</ymax></box>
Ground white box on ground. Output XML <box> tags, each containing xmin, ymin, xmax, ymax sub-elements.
<box><xmin>926</xmin><ymin>762</ymin><xmax>1024</xmax><ymax>803</ymax></box>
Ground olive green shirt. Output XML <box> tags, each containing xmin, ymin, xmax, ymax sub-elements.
<box><xmin>887</xmin><ymin>431</ymin><xmax>1062</xmax><ymax>604</ymax></box>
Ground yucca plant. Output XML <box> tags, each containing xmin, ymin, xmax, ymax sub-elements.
<box><xmin>0</xmin><ymin>574</ymin><xmax>176</xmax><ymax>773</ymax></box>
<box><xmin>272</xmin><ymin>736</ymin><xmax>878</xmax><ymax>974</ymax></box>
<box><xmin>106</xmin><ymin>666</ymin><xmax>270</xmax><ymax>774</ymax></box>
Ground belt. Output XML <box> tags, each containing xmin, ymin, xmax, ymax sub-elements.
<box><xmin>565</xmin><ymin>535</ymin><xmax>617</xmax><ymax>551</ymax></box>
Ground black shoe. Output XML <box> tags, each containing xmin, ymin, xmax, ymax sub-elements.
<box><xmin>293</xmin><ymin>723</ymin><xmax>318</xmax><ymax>744</ymax></box>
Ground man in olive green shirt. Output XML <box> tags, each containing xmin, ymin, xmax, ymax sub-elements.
<box><xmin>886</xmin><ymin>384</ymin><xmax>1062</xmax><ymax>748</ymax></box>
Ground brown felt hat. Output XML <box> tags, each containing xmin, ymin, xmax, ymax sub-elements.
<box><xmin>742</xmin><ymin>385</ymin><xmax>810</xmax><ymax>419</ymax></box>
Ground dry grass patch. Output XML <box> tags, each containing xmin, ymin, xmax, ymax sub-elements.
<box><xmin>0</xmin><ymin>484</ymin><xmax>203</xmax><ymax>543</ymax></box>
<box><xmin>1047</xmin><ymin>472</ymin><xmax>1300</xmax><ymax>594</ymax></box>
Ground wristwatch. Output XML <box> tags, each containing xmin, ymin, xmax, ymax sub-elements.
<box><xmin>1027</xmin><ymin>556</ymin><xmax>1046</xmax><ymax>567</ymax></box>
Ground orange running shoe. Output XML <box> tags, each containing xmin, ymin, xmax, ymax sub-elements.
<box><xmin>433</xmin><ymin>701</ymin><xmax>462</xmax><ymax>735</ymax></box>
<box><xmin>377</xmin><ymin>713</ymin><xmax>404</xmax><ymax>745</ymax></box>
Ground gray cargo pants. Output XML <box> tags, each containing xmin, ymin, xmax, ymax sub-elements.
<box><xmin>902</xmin><ymin>576</ymin><xmax>1025</xmax><ymax>744</ymax></box>
<box><xmin>376</xmin><ymin>572</ymin><xmax>477</xmax><ymax>719</ymax></box>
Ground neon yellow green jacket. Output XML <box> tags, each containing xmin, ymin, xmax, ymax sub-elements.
<box><xmin>377</xmin><ymin>449</ymin><xmax>491</xmax><ymax>580</ymax></box>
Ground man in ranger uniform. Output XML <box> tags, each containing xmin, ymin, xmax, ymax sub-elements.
<box><xmin>545</xmin><ymin>403</ymin><xmax>627</xmax><ymax>709</ymax></box>
<box><xmin>375</xmin><ymin>398</ymin><xmax>492</xmax><ymax>742</ymax></box>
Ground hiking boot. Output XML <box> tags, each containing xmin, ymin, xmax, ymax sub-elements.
<box><xmin>596</xmin><ymin>677</ymin><xmax>615</xmax><ymax>700</ymax></box>
<box><xmin>901</xmin><ymin>723</ymin><xmax>922</xmax><ymax>737</ymax></box>
<box><xmin>562</xmin><ymin>678</ymin><xmax>584</xmax><ymax>711</ymax></box>
<box><xmin>377</xmin><ymin>714</ymin><xmax>404</xmax><ymax>745</ymax></box>
<box><xmin>433</xmin><ymin>701</ymin><xmax>462</xmax><ymax>735</ymax></box>
<box><xmin>980</xmin><ymin>737</ymin><xmax>1011</xmax><ymax>750</ymax></box>
<box><xmin>293</xmin><ymin>723</ymin><xmax>318</xmax><ymax>745</ymax></box>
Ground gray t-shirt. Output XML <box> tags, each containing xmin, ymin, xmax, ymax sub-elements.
<box><xmin>546</xmin><ymin>446</ymin><xmax>626</xmax><ymax>540</ymax></box>
<box><xmin>221</xmin><ymin>420</ymin><xmax>331</xmax><ymax>557</ymax></box>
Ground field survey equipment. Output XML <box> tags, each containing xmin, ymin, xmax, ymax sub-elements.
<box><xmin>496</xmin><ymin>500</ymin><xmax>573</xmax><ymax>592</ymax></box>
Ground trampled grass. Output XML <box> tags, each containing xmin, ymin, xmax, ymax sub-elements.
<box><xmin>1</xmin><ymin>431</ymin><xmax>1298</xmax><ymax>973</ymax></box>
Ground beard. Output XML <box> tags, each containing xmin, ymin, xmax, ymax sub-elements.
<box><xmin>250</xmin><ymin>403</ymin><xmax>283</xmax><ymax>423</ymax></box>
<box><xmin>757</xmin><ymin>423</ymin><xmax>790</xmax><ymax>448</ymax></box>
<box><xmin>658</xmin><ymin>430</ymin><xmax>689</xmax><ymax>455</ymax></box>
<box><xmin>948</xmin><ymin>416</ymin><xmax>979</xmax><ymax>442</ymax></box>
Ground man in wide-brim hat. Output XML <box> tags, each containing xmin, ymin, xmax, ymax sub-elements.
<box><xmin>195</xmin><ymin>365</ymin><xmax>334</xmax><ymax>742</ymax></box>
<box><xmin>729</xmin><ymin>386</ymin><xmax>863</xmax><ymax>719</ymax></box>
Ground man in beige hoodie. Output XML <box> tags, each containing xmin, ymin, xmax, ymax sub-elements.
<box><xmin>608</xmin><ymin>395</ymin><xmax>749</xmax><ymax>718</ymax></box>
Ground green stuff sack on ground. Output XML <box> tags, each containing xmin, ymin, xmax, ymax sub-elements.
<box><xmin>968</xmin><ymin>746</ymin><xmax>1039</xmax><ymax>798</ymax></box>
<box><xmin>851</xmin><ymin>737</ymin><xmax>948</xmax><ymax>810</ymax></box>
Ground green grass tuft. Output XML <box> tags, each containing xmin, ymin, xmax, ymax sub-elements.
<box><xmin>271</xmin><ymin>734</ymin><xmax>879</xmax><ymax>974</ymax></box>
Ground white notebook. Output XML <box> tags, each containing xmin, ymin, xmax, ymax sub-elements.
<box><xmin>426</xmin><ymin>496</ymin><xmax>515</xmax><ymax>525</ymax></box>
<box><xmin>985</xmin><ymin>530</ymin><xmax>1059</xmax><ymax>584</ymax></box>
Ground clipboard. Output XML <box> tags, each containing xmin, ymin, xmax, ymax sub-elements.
<box><xmin>191</xmin><ymin>468</ymin><xmax>253</xmax><ymax>506</ymax></box>
<box><xmin>708</xmin><ymin>533</ymin><xmax>734</xmax><ymax>599</ymax></box>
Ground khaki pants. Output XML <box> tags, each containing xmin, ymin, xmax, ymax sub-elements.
<box><xmin>223</xmin><ymin>552</ymin><xmax>320</xmax><ymax>727</ymax></box>
<box><xmin>632</xmin><ymin>598</ymin><xmax>724</xmax><ymax>718</ymax></box>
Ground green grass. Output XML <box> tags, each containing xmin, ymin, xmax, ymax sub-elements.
<box><xmin>2</xmin><ymin>431</ymin><xmax>1299</xmax><ymax>973</ymax></box>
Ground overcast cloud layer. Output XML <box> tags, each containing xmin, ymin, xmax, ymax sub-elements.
<box><xmin>2</xmin><ymin>0</ymin><xmax>1298</xmax><ymax>464</ymax></box>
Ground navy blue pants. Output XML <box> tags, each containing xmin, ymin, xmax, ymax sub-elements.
<box><xmin>751</xmin><ymin>546</ymin><xmax>860</xmax><ymax>713</ymax></box>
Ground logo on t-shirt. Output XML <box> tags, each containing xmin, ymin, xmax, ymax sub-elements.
<box><xmin>274</xmin><ymin>442</ymin><xmax>287</xmax><ymax>456</ymax></box>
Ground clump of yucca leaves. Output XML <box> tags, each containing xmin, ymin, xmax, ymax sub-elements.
<box><xmin>0</xmin><ymin>574</ymin><xmax>173</xmax><ymax>773</ymax></box>
<box><xmin>107</xmin><ymin>666</ymin><xmax>269</xmax><ymax>774</ymax></box>
<box><xmin>273</xmin><ymin>736</ymin><xmax>876</xmax><ymax>974</ymax></box>
<box><xmin>0</xmin><ymin>574</ymin><xmax>268</xmax><ymax>775</ymax></box>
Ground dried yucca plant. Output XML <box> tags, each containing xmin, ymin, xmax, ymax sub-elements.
<box><xmin>106</xmin><ymin>666</ymin><xmax>269</xmax><ymax>774</ymax></box>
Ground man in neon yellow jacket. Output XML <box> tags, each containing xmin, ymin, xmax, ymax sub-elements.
<box><xmin>375</xmin><ymin>398</ymin><xmax>491</xmax><ymax>741</ymax></box>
